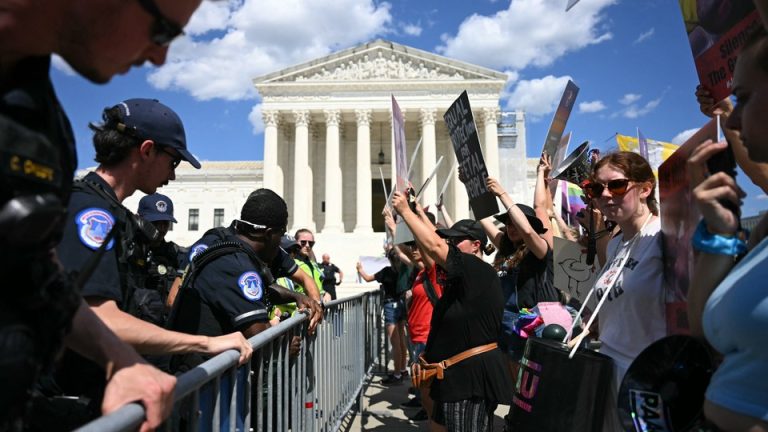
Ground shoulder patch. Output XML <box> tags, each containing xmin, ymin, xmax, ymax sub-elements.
<box><xmin>189</xmin><ymin>244</ymin><xmax>208</xmax><ymax>261</ymax></box>
<box><xmin>75</xmin><ymin>208</ymin><xmax>115</xmax><ymax>250</ymax></box>
<box><xmin>238</xmin><ymin>271</ymin><xmax>264</xmax><ymax>301</ymax></box>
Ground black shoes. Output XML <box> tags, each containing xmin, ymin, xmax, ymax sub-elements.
<box><xmin>408</xmin><ymin>409</ymin><xmax>428</xmax><ymax>422</ymax></box>
<box><xmin>380</xmin><ymin>374</ymin><xmax>403</xmax><ymax>385</ymax></box>
<box><xmin>400</xmin><ymin>398</ymin><xmax>422</xmax><ymax>408</ymax></box>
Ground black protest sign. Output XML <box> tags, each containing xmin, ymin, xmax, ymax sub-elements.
<box><xmin>444</xmin><ymin>91</ymin><xmax>499</xmax><ymax>220</ymax></box>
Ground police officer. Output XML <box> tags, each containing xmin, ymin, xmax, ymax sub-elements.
<box><xmin>35</xmin><ymin>99</ymin><xmax>252</xmax><ymax>428</ymax></box>
<box><xmin>137</xmin><ymin>193</ymin><xmax>187</xmax><ymax>313</ymax></box>
<box><xmin>185</xmin><ymin>215</ymin><xmax>325</xmax><ymax>334</ymax></box>
<box><xmin>1</xmin><ymin>0</ymin><xmax>206</xmax><ymax>428</ymax></box>
<box><xmin>169</xmin><ymin>189</ymin><xmax>321</xmax><ymax>369</ymax></box>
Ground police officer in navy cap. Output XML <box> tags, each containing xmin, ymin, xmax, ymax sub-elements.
<box><xmin>137</xmin><ymin>193</ymin><xmax>188</xmax><ymax>311</ymax></box>
<box><xmin>32</xmin><ymin>99</ymin><xmax>253</xmax><ymax>429</ymax></box>
<box><xmin>169</xmin><ymin>189</ymin><xmax>322</xmax><ymax>372</ymax></box>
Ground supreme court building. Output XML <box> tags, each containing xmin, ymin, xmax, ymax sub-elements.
<box><xmin>122</xmin><ymin>40</ymin><xmax>531</xmax><ymax>288</ymax></box>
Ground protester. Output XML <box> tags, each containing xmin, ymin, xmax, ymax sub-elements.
<box><xmin>392</xmin><ymin>191</ymin><xmax>513</xmax><ymax>432</ymax></box>
<box><xmin>582</xmin><ymin>151</ymin><xmax>666</xmax><ymax>431</ymax></box>
<box><xmin>477</xmin><ymin>171</ymin><xmax>556</xmax><ymax>371</ymax></box>
<box><xmin>31</xmin><ymin>99</ymin><xmax>253</xmax><ymax>429</ymax></box>
<box><xmin>0</xmin><ymin>1</ymin><xmax>205</xmax><ymax>428</ymax></box>
<box><xmin>357</xmin><ymin>250</ymin><xmax>408</xmax><ymax>384</ymax></box>
<box><xmin>320</xmin><ymin>253</ymin><xmax>343</xmax><ymax>300</ymax></box>
<box><xmin>688</xmin><ymin>24</ymin><xmax>768</xmax><ymax>432</ymax></box>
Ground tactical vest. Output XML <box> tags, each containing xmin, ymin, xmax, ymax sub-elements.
<box><xmin>72</xmin><ymin>179</ymin><xmax>167</xmax><ymax>325</ymax></box>
<box><xmin>167</xmin><ymin>227</ymin><xmax>275</xmax><ymax>373</ymax></box>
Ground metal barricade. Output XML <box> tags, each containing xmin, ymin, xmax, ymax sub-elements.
<box><xmin>76</xmin><ymin>290</ymin><xmax>385</xmax><ymax>432</ymax></box>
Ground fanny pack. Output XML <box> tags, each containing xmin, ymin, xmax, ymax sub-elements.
<box><xmin>411</xmin><ymin>342</ymin><xmax>498</xmax><ymax>389</ymax></box>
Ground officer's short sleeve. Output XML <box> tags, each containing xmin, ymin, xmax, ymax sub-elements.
<box><xmin>57</xmin><ymin>193</ymin><xmax>122</xmax><ymax>303</ymax></box>
<box><xmin>270</xmin><ymin>248</ymin><xmax>298</xmax><ymax>278</ymax></box>
<box><xmin>195</xmin><ymin>252</ymin><xmax>270</xmax><ymax>331</ymax></box>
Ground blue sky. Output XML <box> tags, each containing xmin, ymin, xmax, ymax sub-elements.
<box><xmin>51</xmin><ymin>0</ymin><xmax>767</xmax><ymax>217</ymax></box>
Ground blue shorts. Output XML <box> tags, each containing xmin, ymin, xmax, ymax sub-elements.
<box><xmin>383</xmin><ymin>299</ymin><xmax>405</xmax><ymax>325</ymax></box>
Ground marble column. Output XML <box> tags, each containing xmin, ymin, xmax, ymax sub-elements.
<box><xmin>420</xmin><ymin>108</ymin><xmax>437</xmax><ymax>206</ymax></box>
<box><xmin>292</xmin><ymin>110</ymin><xmax>312</xmax><ymax>231</ymax></box>
<box><xmin>354</xmin><ymin>109</ymin><xmax>373</xmax><ymax>233</ymax></box>
<box><xmin>262</xmin><ymin>110</ymin><xmax>282</xmax><ymax>196</ymax></box>
<box><xmin>483</xmin><ymin>107</ymin><xmax>501</xmax><ymax>179</ymax></box>
<box><xmin>452</xmin><ymin>150</ymin><xmax>470</xmax><ymax>221</ymax></box>
<box><xmin>323</xmin><ymin>109</ymin><xmax>343</xmax><ymax>233</ymax></box>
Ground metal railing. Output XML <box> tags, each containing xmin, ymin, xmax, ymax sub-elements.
<box><xmin>77</xmin><ymin>290</ymin><xmax>386</xmax><ymax>432</ymax></box>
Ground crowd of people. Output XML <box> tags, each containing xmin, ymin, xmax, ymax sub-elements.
<box><xmin>2</xmin><ymin>0</ymin><xmax>768</xmax><ymax>431</ymax></box>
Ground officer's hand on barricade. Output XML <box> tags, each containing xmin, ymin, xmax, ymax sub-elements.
<box><xmin>102</xmin><ymin>359</ymin><xmax>176</xmax><ymax>432</ymax></box>
<box><xmin>289</xmin><ymin>336</ymin><xmax>302</xmax><ymax>358</ymax></box>
<box><xmin>205</xmin><ymin>332</ymin><xmax>254</xmax><ymax>365</ymax></box>
<box><xmin>296</xmin><ymin>294</ymin><xmax>323</xmax><ymax>335</ymax></box>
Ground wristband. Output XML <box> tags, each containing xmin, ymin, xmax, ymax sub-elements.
<box><xmin>692</xmin><ymin>220</ymin><xmax>746</xmax><ymax>257</ymax></box>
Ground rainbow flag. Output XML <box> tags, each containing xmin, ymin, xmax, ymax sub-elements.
<box><xmin>561</xmin><ymin>180</ymin><xmax>587</xmax><ymax>227</ymax></box>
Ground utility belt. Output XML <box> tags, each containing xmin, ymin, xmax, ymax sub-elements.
<box><xmin>410</xmin><ymin>342</ymin><xmax>498</xmax><ymax>389</ymax></box>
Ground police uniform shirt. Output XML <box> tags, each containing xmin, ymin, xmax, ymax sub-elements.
<box><xmin>172</xmin><ymin>235</ymin><xmax>270</xmax><ymax>336</ymax></box>
<box><xmin>184</xmin><ymin>224</ymin><xmax>298</xmax><ymax>278</ymax></box>
<box><xmin>57</xmin><ymin>172</ymin><xmax>122</xmax><ymax>303</ymax></box>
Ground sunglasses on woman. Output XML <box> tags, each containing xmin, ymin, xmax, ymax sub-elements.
<box><xmin>299</xmin><ymin>240</ymin><xmax>315</xmax><ymax>248</ymax></box>
<box><xmin>583</xmin><ymin>178</ymin><xmax>632</xmax><ymax>199</ymax></box>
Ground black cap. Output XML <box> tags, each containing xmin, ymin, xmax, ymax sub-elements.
<box><xmin>280</xmin><ymin>234</ymin><xmax>299</xmax><ymax>250</ymax></box>
<box><xmin>436</xmin><ymin>219</ymin><xmax>488</xmax><ymax>247</ymax></box>
<box><xmin>137</xmin><ymin>193</ymin><xmax>177</xmax><ymax>223</ymax></box>
<box><xmin>493</xmin><ymin>204</ymin><xmax>548</xmax><ymax>234</ymax></box>
<box><xmin>109</xmin><ymin>98</ymin><xmax>201</xmax><ymax>169</ymax></box>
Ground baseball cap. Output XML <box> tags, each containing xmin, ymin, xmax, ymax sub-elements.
<box><xmin>493</xmin><ymin>204</ymin><xmax>548</xmax><ymax>234</ymax></box>
<box><xmin>108</xmin><ymin>98</ymin><xmax>201</xmax><ymax>169</ymax></box>
<box><xmin>138</xmin><ymin>193</ymin><xmax>177</xmax><ymax>223</ymax></box>
<box><xmin>436</xmin><ymin>219</ymin><xmax>488</xmax><ymax>248</ymax></box>
<box><xmin>280</xmin><ymin>234</ymin><xmax>299</xmax><ymax>250</ymax></box>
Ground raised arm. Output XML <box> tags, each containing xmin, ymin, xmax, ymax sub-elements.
<box><xmin>392</xmin><ymin>191</ymin><xmax>450</xmax><ymax>268</ymax></box>
<box><xmin>356</xmin><ymin>262</ymin><xmax>377</xmax><ymax>282</ymax></box>
<box><xmin>533</xmin><ymin>153</ymin><xmax>556</xmax><ymax>249</ymax></box>
<box><xmin>486</xmin><ymin>177</ymin><xmax>549</xmax><ymax>259</ymax></box>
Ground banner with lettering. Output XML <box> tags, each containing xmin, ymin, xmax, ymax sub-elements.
<box><xmin>444</xmin><ymin>91</ymin><xmax>499</xmax><ymax>220</ymax></box>
<box><xmin>679</xmin><ymin>0</ymin><xmax>760</xmax><ymax>101</ymax></box>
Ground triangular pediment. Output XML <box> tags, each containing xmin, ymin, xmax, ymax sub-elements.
<box><xmin>253</xmin><ymin>39</ymin><xmax>507</xmax><ymax>85</ymax></box>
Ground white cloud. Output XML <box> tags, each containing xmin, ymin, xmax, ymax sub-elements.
<box><xmin>619</xmin><ymin>93</ymin><xmax>641</xmax><ymax>105</ymax></box>
<box><xmin>403</xmin><ymin>23</ymin><xmax>422</xmax><ymax>36</ymax></box>
<box><xmin>671</xmin><ymin>128</ymin><xmax>699</xmax><ymax>145</ymax></box>
<box><xmin>148</xmin><ymin>0</ymin><xmax>392</xmax><ymax>101</ymax></box>
<box><xmin>633</xmin><ymin>27</ymin><xmax>654</xmax><ymax>44</ymax></box>
<box><xmin>51</xmin><ymin>54</ymin><xmax>76</xmax><ymax>76</ymax></box>
<box><xmin>506</xmin><ymin>75</ymin><xmax>573</xmax><ymax>119</ymax></box>
<box><xmin>437</xmin><ymin>0</ymin><xmax>615</xmax><ymax>71</ymax></box>
<box><xmin>757</xmin><ymin>194</ymin><xmax>768</xmax><ymax>200</ymax></box>
<box><xmin>623</xmin><ymin>97</ymin><xmax>661</xmax><ymax>119</ymax></box>
<box><xmin>248</xmin><ymin>103</ymin><xmax>265</xmax><ymax>135</ymax></box>
<box><xmin>579</xmin><ymin>100</ymin><xmax>606</xmax><ymax>113</ymax></box>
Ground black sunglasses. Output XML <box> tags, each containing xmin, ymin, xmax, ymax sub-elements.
<box><xmin>583</xmin><ymin>178</ymin><xmax>632</xmax><ymax>199</ymax></box>
<box><xmin>157</xmin><ymin>146</ymin><xmax>182</xmax><ymax>169</ymax></box>
<box><xmin>234</xmin><ymin>219</ymin><xmax>286</xmax><ymax>237</ymax></box>
<box><xmin>136</xmin><ymin>0</ymin><xmax>184</xmax><ymax>46</ymax></box>
<box><xmin>299</xmin><ymin>240</ymin><xmax>315</xmax><ymax>248</ymax></box>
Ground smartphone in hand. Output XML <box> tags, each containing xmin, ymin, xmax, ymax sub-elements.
<box><xmin>706</xmin><ymin>138</ymin><xmax>741</xmax><ymax>218</ymax></box>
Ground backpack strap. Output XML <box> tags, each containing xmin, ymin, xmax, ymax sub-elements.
<box><xmin>421</xmin><ymin>271</ymin><xmax>440</xmax><ymax>307</ymax></box>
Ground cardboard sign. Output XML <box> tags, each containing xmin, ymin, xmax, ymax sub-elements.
<box><xmin>357</xmin><ymin>256</ymin><xmax>389</xmax><ymax>283</ymax></box>
<box><xmin>658</xmin><ymin>118</ymin><xmax>717</xmax><ymax>335</ymax></box>
<box><xmin>553</xmin><ymin>237</ymin><xmax>599</xmax><ymax>313</ymax></box>
<box><xmin>548</xmin><ymin>132</ymin><xmax>572</xmax><ymax>198</ymax></box>
<box><xmin>444</xmin><ymin>91</ymin><xmax>499</xmax><ymax>220</ymax></box>
<box><xmin>679</xmin><ymin>0</ymin><xmax>760</xmax><ymax>101</ymax></box>
<box><xmin>542</xmin><ymin>80</ymin><xmax>579</xmax><ymax>159</ymax></box>
<box><xmin>392</xmin><ymin>95</ymin><xmax>408</xmax><ymax>194</ymax></box>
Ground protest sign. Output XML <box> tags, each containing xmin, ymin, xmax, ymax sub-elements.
<box><xmin>549</xmin><ymin>132</ymin><xmax>572</xmax><ymax>198</ymax></box>
<box><xmin>616</xmin><ymin>134</ymin><xmax>679</xmax><ymax>176</ymax></box>
<box><xmin>553</xmin><ymin>237</ymin><xmax>598</xmax><ymax>313</ymax></box>
<box><xmin>658</xmin><ymin>118</ymin><xmax>717</xmax><ymax>335</ymax></box>
<box><xmin>444</xmin><ymin>91</ymin><xmax>498</xmax><ymax>220</ymax></box>
<box><xmin>679</xmin><ymin>0</ymin><xmax>760</xmax><ymax>101</ymax></box>
<box><xmin>357</xmin><ymin>256</ymin><xmax>389</xmax><ymax>283</ymax></box>
<box><xmin>565</xmin><ymin>0</ymin><xmax>580</xmax><ymax>12</ymax></box>
<box><xmin>542</xmin><ymin>80</ymin><xmax>579</xmax><ymax>159</ymax></box>
<box><xmin>392</xmin><ymin>95</ymin><xmax>408</xmax><ymax>193</ymax></box>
